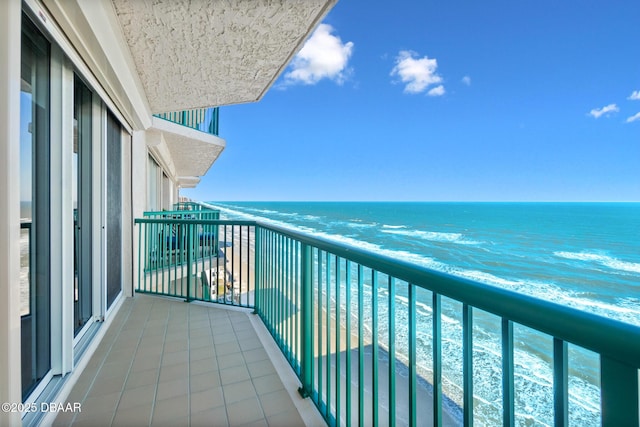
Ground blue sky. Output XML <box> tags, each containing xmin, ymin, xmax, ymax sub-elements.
<box><xmin>185</xmin><ymin>0</ymin><xmax>640</xmax><ymax>202</ymax></box>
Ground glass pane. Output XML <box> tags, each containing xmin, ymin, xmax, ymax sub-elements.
<box><xmin>147</xmin><ymin>156</ymin><xmax>158</xmax><ymax>211</ymax></box>
<box><xmin>106</xmin><ymin>111</ymin><xmax>122</xmax><ymax>308</ymax></box>
<box><xmin>73</xmin><ymin>75</ymin><xmax>92</xmax><ymax>335</ymax></box>
<box><xmin>20</xmin><ymin>14</ymin><xmax>51</xmax><ymax>400</ymax></box>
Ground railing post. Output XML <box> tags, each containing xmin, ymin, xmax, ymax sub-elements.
<box><xmin>502</xmin><ymin>318</ymin><xmax>515</xmax><ymax>427</ymax></box>
<box><xmin>298</xmin><ymin>243</ymin><xmax>313</xmax><ymax>398</ymax></box>
<box><xmin>253</xmin><ymin>226</ymin><xmax>261</xmax><ymax>315</ymax></box>
<box><xmin>601</xmin><ymin>356</ymin><xmax>639</xmax><ymax>427</ymax></box>
<box><xmin>186</xmin><ymin>223</ymin><xmax>192</xmax><ymax>302</ymax></box>
<box><xmin>553</xmin><ymin>338</ymin><xmax>568</xmax><ymax>427</ymax></box>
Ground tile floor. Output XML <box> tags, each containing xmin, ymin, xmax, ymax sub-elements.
<box><xmin>52</xmin><ymin>294</ymin><xmax>319</xmax><ymax>427</ymax></box>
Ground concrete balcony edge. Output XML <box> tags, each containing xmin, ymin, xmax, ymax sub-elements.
<box><xmin>149</xmin><ymin>116</ymin><xmax>226</xmax><ymax>181</ymax></box>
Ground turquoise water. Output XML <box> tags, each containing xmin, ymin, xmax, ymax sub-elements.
<box><xmin>209</xmin><ymin>202</ymin><xmax>640</xmax><ymax>426</ymax></box>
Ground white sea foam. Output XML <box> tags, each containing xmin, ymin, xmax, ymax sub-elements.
<box><xmin>382</xmin><ymin>224</ymin><xmax>407</xmax><ymax>229</ymax></box>
<box><xmin>346</xmin><ymin>221</ymin><xmax>376</xmax><ymax>229</ymax></box>
<box><xmin>554</xmin><ymin>251</ymin><xmax>640</xmax><ymax>274</ymax></box>
<box><xmin>381</xmin><ymin>228</ymin><xmax>482</xmax><ymax>245</ymax></box>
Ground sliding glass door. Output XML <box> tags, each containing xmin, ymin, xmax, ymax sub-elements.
<box><xmin>106</xmin><ymin>111</ymin><xmax>122</xmax><ymax>308</ymax></box>
<box><xmin>20</xmin><ymin>15</ymin><xmax>51</xmax><ymax>399</ymax></box>
<box><xmin>73</xmin><ymin>75</ymin><xmax>93</xmax><ymax>335</ymax></box>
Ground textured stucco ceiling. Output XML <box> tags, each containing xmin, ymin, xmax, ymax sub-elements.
<box><xmin>112</xmin><ymin>0</ymin><xmax>336</xmax><ymax>114</ymax></box>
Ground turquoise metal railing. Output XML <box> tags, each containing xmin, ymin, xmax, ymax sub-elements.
<box><xmin>135</xmin><ymin>218</ymin><xmax>640</xmax><ymax>427</ymax></box>
<box><xmin>173</xmin><ymin>201</ymin><xmax>208</xmax><ymax>211</ymax></box>
<box><xmin>141</xmin><ymin>209</ymin><xmax>220</xmax><ymax>271</ymax></box>
<box><xmin>154</xmin><ymin>107</ymin><xmax>219</xmax><ymax>136</ymax></box>
<box><xmin>136</xmin><ymin>218</ymin><xmax>254</xmax><ymax>308</ymax></box>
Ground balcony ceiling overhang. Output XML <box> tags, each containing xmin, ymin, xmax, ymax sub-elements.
<box><xmin>112</xmin><ymin>0</ymin><xmax>337</xmax><ymax>114</ymax></box>
<box><xmin>149</xmin><ymin>117</ymin><xmax>226</xmax><ymax>179</ymax></box>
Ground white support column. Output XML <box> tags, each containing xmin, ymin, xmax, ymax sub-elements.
<box><xmin>131</xmin><ymin>130</ymin><xmax>147</xmax><ymax>293</ymax></box>
<box><xmin>122</xmin><ymin>129</ymin><xmax>134</xmax><ymax>297</ymax></box>
<box><xmin>95</xmin><ymin>99</ymin><xmax>106</xmax><ymax>318</ymax></box>
<box><xmin>0</xmin><ymin>0</ymin><xmax>24</xmax><ymax>423</ymax></box>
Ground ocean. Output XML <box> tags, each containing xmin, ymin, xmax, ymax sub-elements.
<box><xmin>209</xmin><ymin>201</ymin><xmax>640</xmax><ymax>426</ymax></box>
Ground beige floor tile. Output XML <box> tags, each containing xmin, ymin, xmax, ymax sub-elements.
<box><xmin>217</xmin><ymin>352</ymin><xmax>246</xmax><ymax>370</ymax></box>
<box><xmin>252</xmin><ymin>374</ymin><xmax>285</xmax><ymax>396</ymax></box>
<box><xmin>52</xmin><ymin>409</ymin><xmax>75</xmax><ymax>427</ymax></box>
<box><xmin>216</xmin><ymin>342</ymin><xmax>241</xmax><ymax>357</ymax></box>
<box><xmin>72</xmin><ymin>412</ymin><xmax>115</xmax><ymax>427</ymax></box>
<box><xmin>258</xmin><ymin>390</ymin><xmax>297</xmax><ymax>418</ymax></box>
<box><xmin>78</xmin><ymin>390</ymin><xmax>121</xmax><ymax>415</ymax></box>
<box><xmin>190</xmin><ymin>356</ymin><xmax>218</xmax><ymax>375</ymax></box>
<box><xmin>213</xmin><ymin>332</ymin><xmax>237</xmax><ymax>344</ymax></box>
<box><xmin>266</xmin><ymin>409</ymin><xmax>305</xmax><ymax>427</ymax></box>
<box><xmin>161</xmin><ymin>350</ymin><xmax>188</xmax><ymax>367</ymax></box>
<box><xmin>164</xmin><ymin>340</ymin><xmax>188</xmax><ymax>354</ymax></box>
<box><xmin>191</xmin><ymin>370</ymin><xmax>222</xmax><ymax>392</ymax></box>
<box><xmin>191</xmin><ymin>406</ymin><xmax>228</xmax><ymax>427</ymax></box>
<box><xmin>220</xmin><ymin>365</ymin><xmax>250</xmax><ymax>386</ymax></box>
<box><xmin>98</xmin><ymin>361</ymin><xmax>130</xmax><ymax>380</ymax></box>
<box><xmin>189</xmin><ymin>336</ymin><xmax>213</xmax><ymax>350</ymax></box>
<box><xmin>234</xmin><ymin>329</ymin><xmax>258</xmax><ymax>341</ymax></box>
<box><xmin>86</xmin><ymin>375</ymin><xmax>127</xmax><ymax>397</ymax></box>
<box><xmin>225</xmin><ymin>396</ymin><xmax>265</xmax><ymax>426</ymax></box>
<box><xmin>117</xmin><ymin>384</ymin><xmax>156</xmax><ymax>411</ymax></box>
<box><xmin>158</xmin><ymin>362</ymin><xmax>188</xmax><ymax>382</ymax></box>
<box><xmin>151</xmin><ymin>396</ymin><xmax>189</xmax><ymax>422</ymax></box>
<box><xmin>125</xmin><ymin>367</ymin><xmax>159</xmax><ymax>390</ymax></box>
<box><xmin>112</xmin><ymin>403</ymin><xmax>153</xmax><ymax>427</ymax></box>
<box><xmin>190</xmin><ymin>386</ymin><xmax>225</xmax><ymax>413</ymax></box>
<box><xmin>190</xmin><ymin>346</ymin><xmax>215</xmax><ymax>362</ymax></box>
<box><xmin>131</xmin><ymin>354</ymin><xmax>162</xmax><ymax>373</ymax></box>
<box><xmin>247</xmin><ymin>360</ymin><xmax>276</xmax><ymax>379</ymax></box>
<box><xmin>239</xmin><ymin>419</ymin><xmax>269</xmax><ymax>427</ymax></box>
<box><xmin>156</xmin><ymin>377</ymin><xmax>188</xmax><ymax>401</ymax></box>
<box><xmin>238</xmin><ymin>338</ymin><xmax>263</xmax><ymax>352</ymax></box>
<box><xmin>222</xmin><ymin>379</ymin><xmax>257</xmax><ymax>404</ymax></box>
<box><xmin>242</xmin><ymin>348</ymin><xmax>269</xmax><ymax>364</ymax></box>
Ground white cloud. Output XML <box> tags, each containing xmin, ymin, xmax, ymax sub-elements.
<box><xmin>390</xmin><ymin>50</ymin><xmax>443</xmax><ymax>94</ymax></box>
<box><xmin>461</xmin><ymin>76</ymin><xmax>471</xmax><ymax>86</ymax></box>
<box><xmin>588</xmin><ymin>104</ymin><xmax>619</xmax><ymax>118</ymax></box>
<box><xmin>428</xmin><ymin>85</ymin><xmax>445</xmax><ymax>96</ymax></box>
<box><xmin>283</xmin><ymin>24</ymin><xmax>353</xmax><ymax>86</ymax></box>
<box><xmin>626</xmin><ymin>112</ymin><xmax>640</xmax><ymax>123</ymax></box>
<box><xmin>628</xmin><ymin>90</ymin><xmax>640</xmax><ymax>100</ymax></box>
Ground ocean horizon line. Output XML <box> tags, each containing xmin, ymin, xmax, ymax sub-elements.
<box><xmin>205</xmin><ymin>199</ymin><xmax>640</xmax><ymax>203</ymax></box>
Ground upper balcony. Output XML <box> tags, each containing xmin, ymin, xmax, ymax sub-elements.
<box><xmin>147</xmin><ymin>108</ymin><xmax>225</xmax><ymax>189</ymax></box>
<box><xmin>154</xmin><ymin>108</ymin><xmax>220</xmax><ymax>137</ymax></box>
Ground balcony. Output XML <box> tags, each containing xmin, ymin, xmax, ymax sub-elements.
<box><xmin>57</xmin><ymin>203</ymin><xmax>640</xmax><ymax>426</ymax></box>
<box><xmin>51</xmin><ymin>294</ymin><xmax>321</xmax><ymax>427</ymax></box>
<box><xmin>154</xmin><ymin>108</ymin><xmax>220</xmax><ymax>137</ymax></box>
<box><xmin>147</xmin><ymin>110</ymin><xmax>225</xmax><ymax>189</ymax></box>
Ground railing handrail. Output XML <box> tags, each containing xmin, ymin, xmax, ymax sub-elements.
<box><xmin>135</xmin><ymin>218</ymin><xmax>254</xmax><ymax>226</ymax></box>
<box><xmin>133</xmin><ymin>216</ymin><xmax>640</xmax><ymax>367</ymax></box>
<box><xmin>142</xmin><ymin>210</ymin><xmax>218</xmax><ymax>216</ymax></box>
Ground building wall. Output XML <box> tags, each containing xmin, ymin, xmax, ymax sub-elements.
<box><xmin>1</xmin><ymin>1</ymin><xmax>221</xmax><ymax>423</ymax></box>
<box><xmin>0</xmin><ymin>2</ymin><xmax>144</xmax><ymax>422</ymax></box>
